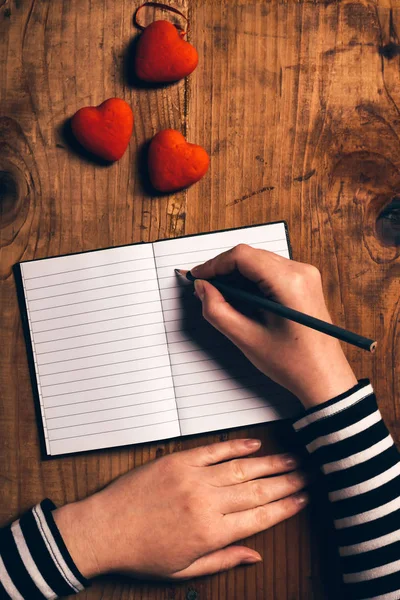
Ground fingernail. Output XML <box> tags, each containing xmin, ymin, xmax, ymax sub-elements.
<box><xmin>283</xmin><ymin>454</ymin><xmax>300</xmax><ymax>469</ymax></box>
<box><xmin>194</xmin><ymin>279</ymin><xmax>205</xmax><ymax>301</ymax></box>
<box><xmin>242</xmin><ymin>554</ymin><xmax>262</xmax><ymax>564</ymax></box>
<box><xmin>294</xmin><ymin>491</ymin><xmax>309</xmax><ymax>506</ymax></box>
<box><xmin>244</xmin><ymin>439</ymin><xmax>261</xmax><ymax>449</ymax></box>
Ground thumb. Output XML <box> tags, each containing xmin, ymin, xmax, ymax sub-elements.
<box><xmin>171</xmin><ymin>546</ymin><xmax>262</xmax><ymax>579</ymax></box>
<box><xmin>194</xmin><ymin>279</ymin><xmax>267</xmax><ymax>349</ymax></box>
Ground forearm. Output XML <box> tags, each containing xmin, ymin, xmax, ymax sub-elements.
<box><xmin>0</xmin><ymin>499</ymin><xmax>89</xmax><ymax>599</ymax></box>
<box><xmin>294</xmin><ymin>379</ymin><xmax>400</xmax><ymax>599</ymax></box>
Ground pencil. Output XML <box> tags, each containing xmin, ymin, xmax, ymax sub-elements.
<box><xmin>175</xmin><ymin>269</ymin><xmax>377</xmax><ymax>353</ymax></box>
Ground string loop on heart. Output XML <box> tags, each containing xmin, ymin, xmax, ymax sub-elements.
<box><xmin>134</xmin><ymin>2</ymin><xmax>189</xmax><ymax>37</ymax></box>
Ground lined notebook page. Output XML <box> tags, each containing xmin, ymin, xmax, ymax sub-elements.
<box><xmin>19</xmin><ymin>245</ymin><xmax>180</xmax><ymax>456</ymax></box>
<box><xmin>153</xmin><ymin>223</ymin><xmax>300</xmax><ymax>437</ymax></box>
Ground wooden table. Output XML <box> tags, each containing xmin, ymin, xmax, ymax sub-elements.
<box><xmin>1</xmin><ymin>1</ymin><xmax>399</xmax><ymax>598</ymax></box>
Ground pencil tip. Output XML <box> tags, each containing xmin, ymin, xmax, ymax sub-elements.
<box><xmin>175</xmin><ymin>268</ymin><xmax>189</xmax><ymax>280</ymax></box>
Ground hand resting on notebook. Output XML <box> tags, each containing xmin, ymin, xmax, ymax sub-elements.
<box><xmin>54</xmin><ymin>440</ymin><xmax>308</xmax><ymax>579</ymax></box>
<box><xmin>191</xmin><ymin>244</ymin><xmax>358</xmax><ymax>409</ymax></box>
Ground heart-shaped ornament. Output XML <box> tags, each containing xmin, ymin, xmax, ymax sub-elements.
<box><xmin>71</xmin><ymin>98</ymin><xmax>134</xmax><ymax>162</ymax></box>
<box><xmin>148</xmin><ymin>129</ymin><xmax>209</xmax><ymax>192</ymax></box>
<box><xmin>135</xmin><ymin>20</ymin><xmax>198</xmax><ymax>83</ymax></box>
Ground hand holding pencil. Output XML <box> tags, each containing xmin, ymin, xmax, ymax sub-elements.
<box><xmin>177</xmin><ymin>244</ymin><xmax>363</xmax><ymax>409</ymax></box>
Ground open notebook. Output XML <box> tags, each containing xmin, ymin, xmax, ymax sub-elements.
<box><xmin>15</xmin><ymin>221</ymin><xmax>300</xmax><ymax>457</ymax></box>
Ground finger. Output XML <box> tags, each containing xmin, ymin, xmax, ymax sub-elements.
<box><xmin>191</xmin><ymin>244</ymin><xmax>287</xmax><ymax>296</ymax></box>
<box><xmin>182</xmin><ymin>438</ymin><xmax>262</xmax><ymax>467</ymax></box>
<box><xmin>195</xmin><ymin>279</ymin><xmax>269</xmax><ymax>349</ymax></box>
<box><xmin>207</xmin><ymin>453</ymin><xmax>301</xmax><ymax>486</ymax></box>
<box><xmin>219</xmin><ymin>471</ymin><xmax>308</xmax><ymax>514</ymax></box>
<box><xmin>223</xmin><ymin>492</ymin><xmax>309</xmax><ymax>544</ymax></box>
<box><xmin>170</xmin><ymin>546</ymin><xmax>262</xmax><ymax>579</ymax></box>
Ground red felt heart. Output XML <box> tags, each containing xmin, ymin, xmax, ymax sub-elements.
<box><xmin>135</xmin><ymin>20</ymin><xmax>198</xmax><ymax>83</ymax></box>
<box><xmin>148</xmin><ymin>129</ymin><xmax>209</xmax><ymax>192</ymax></box>
<box><xmin>71</xmin><ymin>98</ymin><xmax>134</xmax><ymax>162</ymax></box>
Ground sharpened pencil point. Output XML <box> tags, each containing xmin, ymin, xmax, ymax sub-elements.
<box><xmin>175</xmin><ymin>269</ymin><xmax>193</xmax><ymax>282</ymax></box>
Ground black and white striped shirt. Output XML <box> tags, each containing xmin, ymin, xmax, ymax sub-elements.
<box><xmin>1</xmin><ymin>380</ymin><xmax>399</xmax><ymax>599</ymax></box>
<box><xmin>294</xmin><ymin>379</ymin><xmax>400</xmax><ymax>599</ymax></box>
<box><xmin>0</xmin><ymin>499</ymin><xmax>88</xmax><ymax>599</ymax></box>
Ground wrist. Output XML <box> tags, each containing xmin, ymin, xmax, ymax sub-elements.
<box><xmin>296</xmin><ymin>353</ymin><xmax>358</xmax><ymax>409</ymax></box>
<box><xmin>53</xmin><ymin>495</ymin><xmax>104</xmax><ymax>580</ymax></box>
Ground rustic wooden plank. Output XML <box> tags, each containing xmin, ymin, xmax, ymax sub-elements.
<box><xmin>1</xmin><ymin>0</ymin><xmax>399</xmax><ymax>599</ymax></box>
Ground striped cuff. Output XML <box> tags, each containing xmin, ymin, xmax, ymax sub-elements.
<box><xmin>0</xmin><ymin>499</ymin><xmax>89</xmax><ymax>599</ymax></box>
<box><xmin>293</xmin><ymin>379</ymin><xmax>400</xmax><ymax>600</ymax></box>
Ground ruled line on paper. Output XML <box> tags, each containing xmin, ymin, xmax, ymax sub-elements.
<box><xmin>40</xmin><ymin>363</ymin><xmax>171</xmax><ymax>387</ymax></box>
<box><xmin>49</xmin><ymin>418</ymin><xmax>179</xmax><ymax>441</ymax></box>
<box><xmin>153</xmin><ymin>237</ymin><xmax>285</xmax><ymax>259</ymax></box>
<box><xmin>38</xmin><ymin>350</ymin><xmax>169</xmax><ymax>375</ymax></box>
<box><xmin>30</xmin><ymin>296</ymin><xmax>161</xmax><ymax>316</ymax></box>
<box><xmin>173</xmin><ymin>374</ymin><xmax>262</xmax><ymax>389</ymax></box>
<box><xmin>172</xmin><ymin>366</ymin><xmax>253</xmax><ymax>382</ymax></box>
<box><xmin>171</xmin><ymin>396</ymin><xmax>289</xmax><ymax>413</ymax></box>
<box><xmin>34</xmin><ymin>318</ymin><xmax>165</xmax><ymax>345</ymax></box>
<box><xmin>178</xmin><ymin>403</ymin><xmax>292</xmax><ymax>420</ymax></box>
<box><xmin>156</xmin><ymin>251</ymin><xmax>290</xmax><ymax>280</ymax></box>
<box><xmin>155</xmin><ymin>247</ymin><xmax>289</xmax><ymax>270</ymax></box>
<box><xmin>32</xmin><ymin>306</ymin><xmax>166</xmax><ymax>332</ymax></box>
<box><xmin>41</xmin><ymin>368</ymin><xmax>173</xmax><ymax>398</ymax></box>
<box><xmin>23</xmin><ymin>256</ymin><xmax>155</xmax><ymax>280</ymax></box>
<box><xmin>38</xmin><ymin>343</ymin><xmax>219</xmax><ymax>366</ymax></box>
<box><xmin>39</xmin><ymin>353</ymin><xmax>171</xmax><ymax>379</ymax></box>
<box><xmin>46</xmin><ymin>396</ymin><xmax>177</xmax><ymax>419</ymax></box>
<box><xmin>26</xmin><ymin>267</ymin><xmax>157</xmax><ymax>290</ymax></box>
<box><xmin>49</xmin><ymin>407</ymin><xmax>177</xmax><ymax>430</ymax></box>
<box><xmin>36</xmin><ymin>329</ymin><xmax>167</xmax><ymax>355</ymax></box>
<box><xmin>26</xmin><ymin>278</ymin><xmax>159</xmax><ymax>301</ymax></box>
<box><xmin>43</xmin><ymin>376</ymin><xmax>175</xmax><ymax>401</ymax></box>
<box><xmin>48</xmin><ymin>420</ymin><xmax>181</xmax><ymax>455</ymax></box>
<box><xmin>32</xmin><ymin>305</ymin><xmax>163</xmax><ymax>336</ymax></box>
<box><xmin>45</xmin><ymin>382</ymin><xmax>175</xmax><ymax>409</ymax></box>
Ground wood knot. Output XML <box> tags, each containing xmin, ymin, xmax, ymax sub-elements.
<box><xmin>376</xmin><ymin>197</ymin><xmax>400</xmax><ymax>247</ymax></box>
<box><xmin>0</xmin><ymin>163</ymin><xmax>29</xmax><ymax>230</ymax></box>
<box><xmin>379</xmin><ymin>43</ymin><xmax>400</xmax><ymax>60</ymax></box>
<box><xmin>331</xmin><ymin>151</ymin><xmax>400</xmax><ymax>263</ymax></box>
<box><xmin>0</xmin><ymin>116</ymin><xmax>38</xmax><ymax>277</ymax></box>
<box><xmin>0</xmin><ymin>170</ymin><xmax>18</xmax><ymax>227</ymax></box>
<box><xmin>185</xmin><ymin>588</ymin><xmax>198</xmax><ymax>600</ymax></box>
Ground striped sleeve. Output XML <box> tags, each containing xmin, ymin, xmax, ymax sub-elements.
<box><xmin>0</xmin><ymin>499</ymin><xmax>89</xmax><ymax>599</ymax></box>
<box><xmin>293</xmin><ymin>379</ymin><xmax>400</xmax><ymax>600</ymax></box>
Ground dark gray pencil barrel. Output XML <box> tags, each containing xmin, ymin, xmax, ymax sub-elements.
<box><xmin>182</xmin><ymin>271</ymin><xmax>377</xmax><ymax>353</ymax></box>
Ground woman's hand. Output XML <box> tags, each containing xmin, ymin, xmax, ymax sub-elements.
<box><xmin>54</xmin><ymin>439</ymin><xmax>308</xmax><ymax>580</ymax></box>
<box><xmin>190</xmin><ymin>244</ymin><xmax>358</xmax><ymax>408</ymax></box>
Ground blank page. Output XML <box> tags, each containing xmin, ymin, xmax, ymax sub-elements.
<box><xmin>153</xmin><ymin>223</ymin><xmax>301</xmax><ymax>437</ymax></box>
<box><xmin>19</xmin><ymin>245</ymin><xmax>180</xmax><ymax>456</ymax></box>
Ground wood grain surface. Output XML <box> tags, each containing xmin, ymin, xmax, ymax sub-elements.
<box><xmin>1</xmin><ymin>1</ymin><xmax>399</xmax><ymax>598</ymax></box>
